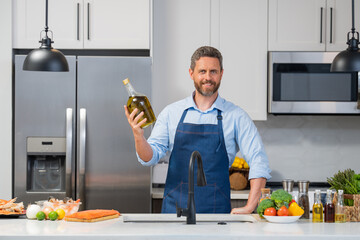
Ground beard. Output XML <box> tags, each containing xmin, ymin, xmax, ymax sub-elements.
<box><xmin>194</xmin><ymin>80</ymin><xmax>220</xmax><ymax>97</ymax></box>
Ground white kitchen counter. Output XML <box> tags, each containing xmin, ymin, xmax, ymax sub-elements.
<box><xmin>152</xmin><ymin>187</ymin><xmax>250</xmax><ymax>199</ymax></box>
<box><xmin>1</xmin><ymin>214</ymin><xmax>360</xmax><ymax>239</ymax></box>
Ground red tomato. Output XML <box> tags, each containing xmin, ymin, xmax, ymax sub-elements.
<box><xmin>277</xmin><ymin>206</ymin><xmax>289</xmax><ymax>216</ymax></box>
<box><xmin>264</xmin><ymin>207</ymin><xmax>277</xmax><ymax>216</ymax></box>
<box><xmin>289</xmin><ymin>199</ymin><xmax>296</xmax><ymax>206</ymax></box>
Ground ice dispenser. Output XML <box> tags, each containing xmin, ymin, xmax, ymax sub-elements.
<box><xmin>27</xmin><ymin>137</ymin><xmax>66</xmax><ymax>192</ymax></box>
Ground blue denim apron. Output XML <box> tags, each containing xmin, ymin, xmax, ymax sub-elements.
<box><xmin>161</xmin><ymin>109</ymin><xmax>231</xmax><ymax>213</ymax></box>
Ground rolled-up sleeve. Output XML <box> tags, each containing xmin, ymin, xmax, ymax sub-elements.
<box><xmin>137</xmin><ymin>108</ymin><xmax>170</xmax><ymax>166</ymax></box>
<box><xmin>236</xmin><ymin>112</ymin><xmax>271</xmax><ymax>180</ymax></box>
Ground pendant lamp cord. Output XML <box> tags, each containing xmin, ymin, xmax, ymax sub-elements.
<box><xmin>45</xmin><ymin>0</ymin><xmax>49</xmax><ymax>37</ymax></box>
<box><xmin>352</xmin><ymin>0</ymin><xmax>355</xmax><ymax>35</ymax></box>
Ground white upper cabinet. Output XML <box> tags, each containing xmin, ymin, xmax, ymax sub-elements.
<box><xmin>152</xmin><ymin>0</ymin><xmax>267</xmax><ymax>120</ymax></box>
<box><xmin>268</xmin><ymin>0</ymin><xmax>360</xmax><ymax>51</ymax></box>
<box><xmin>13</xmin><ymin>0</ymin><xmax>150</xmax><ymax>49</ymax></box>
<box><xmin>218</xmin><ymin>0</ymin><xmax>267</xmax><ymax>120</ymax></box>
<box><xmin>326</xmin><ymin>0</ymin><xmax>360</xmax><ymax>51</ymax></box>
<box><xmin>83</xmin><ymin>0</ymin><xmax>150</xmax><ymax>49</ymax></box>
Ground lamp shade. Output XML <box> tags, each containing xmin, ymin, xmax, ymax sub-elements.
<box><xmin>330</xmin><ymin>49</ymin><xmax>360</xmax><ymax>72</ymax></box>
<box><xmin>23</xmin><ymin>48</ymin><xmax>69</xmax><ymax>72</ymax></box>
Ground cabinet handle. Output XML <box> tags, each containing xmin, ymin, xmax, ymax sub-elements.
<box><xmin>77</xmin><ymin>3</ymin><xmax>80</xmax><ymax>41</ymax></box>
<box><xmin>330</xmin><ymin>7</ymin><xmax>333</xmax><ymax>44</ymax></box>
<box><xmin>320</xmin><ymin>7</ymin><xmax>323</xmax><ymax>43</ymax></box>
<box><xmin>87</xmin><ymin>2</ymin><xmax>90</xmax><ymax>40</ymax></box>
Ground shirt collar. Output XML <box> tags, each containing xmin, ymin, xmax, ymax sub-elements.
<box><xmin>184</xmin><ymin>91</ymin><xmax>225</xmax><ymax>113</ymax></box>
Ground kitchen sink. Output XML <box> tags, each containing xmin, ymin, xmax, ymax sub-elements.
<box><xmin>121</xmin><ymin>214</ymin><xmax>257</xmax><ymax>223</ymax></box>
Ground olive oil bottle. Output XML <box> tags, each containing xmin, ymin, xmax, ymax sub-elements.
<box><xmin>123</xmin><ymin>78</ymin><xmax>156</xmax><ymax>128</ymax></box>
<box><xmin>335</xmin><ymin>189</ymin><xmax>346</xmax><ymax>223</ymax></box>
<box><xmin>312</xmin><ymin>190</ymin><xmax>323</xmax><ymax>222</ymax></box>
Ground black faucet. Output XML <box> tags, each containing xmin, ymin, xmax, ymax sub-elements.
<box><xmin>176</xmin><ymin>151</ymin><xmax>207</xmax><ymax>224</ymax></box>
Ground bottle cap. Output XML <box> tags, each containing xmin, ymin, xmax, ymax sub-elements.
<box><xmin>122</xmin><ymin>78</ymin><xmax>129</xmax><ymax>85</ymax></box>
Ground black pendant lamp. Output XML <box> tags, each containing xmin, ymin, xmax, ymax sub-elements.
<box><xmin>331</xmin><ymin>0</ymin><xmax>360</xmax><ymax>72</ymax></box>
<box><xmin>23</xmin><ymin>0</ymin><xmax>69</xmax><ymax>72</ymax></box>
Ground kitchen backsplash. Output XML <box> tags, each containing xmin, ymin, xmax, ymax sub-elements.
<box><xmin>255</xmin><ymin>115</ymin><xmax>360</xmax><ymax>182</ymax></box>
<box><xmin>152</xmin><ymin>115</ymin><xmax>360</xmax><ymax>184</ymax></box>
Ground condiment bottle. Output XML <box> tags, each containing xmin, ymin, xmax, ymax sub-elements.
<box><xmin>324</xmin><ymin>189</ymin><xmax>335</xmax><ymax>223</ymax></box>
<box><xmin>335</xmin><ymin>189</ymin><xmax>346</xmax><ymax>223</ymax></box>
<box><xmin>259</xmin><ymin>188</ymin><xmax>271</xmax><ymax>203</ymax></box>
<box><xmin>298</xmin><ymin>180</ymin><xmax>310</xmax><ymax>219</ymax></box>
<box><xmin>312</xmin><ymin>189</ymin><xmax>323</xmax><ymax>222</ymax></box>
<box><xmin>123</xmin><ymin>78</ymin><xmax>156</xmax><ymax>128</ymax></box>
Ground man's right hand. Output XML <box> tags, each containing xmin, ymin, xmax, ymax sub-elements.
<box><xmin>124</xmin><ymin>105</ymin><xmax>153</xmax><ymax>162</ymax></box>
<box><xmin>124</xmin><ymin>105</ymin><xmax>147</xmax><ymax>137</ymax></box>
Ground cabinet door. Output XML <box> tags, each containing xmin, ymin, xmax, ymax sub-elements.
<box><xmin>83</xmin><ymin>0</ymin><xmax>150</xmax><ymax>49</ymax></box>
<box><xmin>13</xmin><ymin>0</ymin><xmax>83</xmax><ymax>49</ymax></box>
<box><xmin>268</xmin><ymin>0</ymin><xmax>326</xmax><ymax>51</ymax></box>
<box><xmin>326</xmin><ymin>0</ymin><xmax>360</xmax><ymax>51</ymax></box>
<box><xmin>152</xmin><ymin>0</ymin><xmax>211</xmax><ymax>113</ymax></box>
<box><xmin>218</xmin><ymin>0</ymin><xmax>267</xmax><ymax>120</ymax></box>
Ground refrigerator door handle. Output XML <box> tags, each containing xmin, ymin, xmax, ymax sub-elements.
<box><xmin>77</xmin><ymin>108</ymin><xmax>86</xmax><ymax>206</ymax></box>
<box><xmin>66</xmin><ymin>108</ymin><xmax>74</xmax><ymax>198</ymax></box>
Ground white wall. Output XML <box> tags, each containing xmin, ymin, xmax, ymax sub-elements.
<box><xmin>255</xmin><ymin>115</ymin><xmax>360</xmax><ymax>182</ymax></box>
<box><xmin>0</xmin><ymin>0</ymin><xmax>12</xmax><ymax>199</ymax></box>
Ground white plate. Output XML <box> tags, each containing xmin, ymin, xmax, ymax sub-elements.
<box><xmin>263</xmin><ymin>215</ymin><xmax>301</xmax><ymax>223</ymax></box>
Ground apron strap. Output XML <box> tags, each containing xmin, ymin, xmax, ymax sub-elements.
<box><xmin>216</xmin><ymin>109</ymin><xmax>225</xmax><ymax>152</ymax></box>
<box><xmin>178</xmin><ymin>108</ymin><xmax>189</xmax><ymax>124</ymax></box>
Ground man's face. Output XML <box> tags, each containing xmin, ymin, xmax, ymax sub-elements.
<box><xmin>189</xmin><ymin>57</ymin><xmax>223</xmax><ymax>97</ymax></box>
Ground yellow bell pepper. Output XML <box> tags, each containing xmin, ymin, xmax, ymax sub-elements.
<box><xmin>288</xmin><ymin>202</ymin><xmax>304</xmax><ymax>216</ymax></box>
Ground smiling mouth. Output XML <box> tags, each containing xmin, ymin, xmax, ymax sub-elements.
<box><xmin>202</xmin><ymin>81</ymin><xmax>214</xmax><ymax>87</ymax></box>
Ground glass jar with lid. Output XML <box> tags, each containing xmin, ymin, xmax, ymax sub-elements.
<box><xmin>259</xmin><ymin>188</ymin><xmax>271</xmax><ymax>203</ymax></box>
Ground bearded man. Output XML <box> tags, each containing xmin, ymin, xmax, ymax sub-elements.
<box><xmin>124</xmin><ymin>46</ymin><xmax>271</xmax><ymax>214</ymax></box>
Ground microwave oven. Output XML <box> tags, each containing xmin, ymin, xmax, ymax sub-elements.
<box><xmin>268</xmin><ymin>52</ymin><xmax>360</xmax><ymax>114</ymax></box>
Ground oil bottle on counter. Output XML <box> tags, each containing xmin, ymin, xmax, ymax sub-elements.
<box><xmin>123</xmin><ymin>78</ymin><xmax>156</xmax><ymax>128</ymax></box>
<box><xmin>335</xmin><ymin>189</ymin><xmax>346</xmax><ymax>223</ymax></box>
<box><xmin>324</xmin><ymin>189</ymin><xmax>335</xmax><ymax>223</ymax></box>
<box><xmin>312</xmin><ymin>189</ymin><xmax>323</xmax><ymax>222</ymax></box>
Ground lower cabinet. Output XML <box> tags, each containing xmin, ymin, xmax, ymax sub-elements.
<box><xmin>151</xmin><ymin>199</ymin><xmax>248</xmax><ymax>213</ymax></box>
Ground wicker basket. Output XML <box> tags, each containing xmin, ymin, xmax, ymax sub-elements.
<box><xmin>229</xmin><ymin>168</ymin><xmax>249</xmax><ymax>190</ymax></box>
<box><xmin>333</xmin><ymin>193</ymin><xmax>360</xmax><ymax>222</ymax></box>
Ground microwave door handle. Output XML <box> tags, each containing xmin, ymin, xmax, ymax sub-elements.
<box><xmin>65</xmin><ymin>108</ymin><xmax>74</xmax><ymax>198</ymax></box>
<box><xmin>77</xmin><ymin>108</ymin><xmax>87</xmax><ymax>208</ymax></box>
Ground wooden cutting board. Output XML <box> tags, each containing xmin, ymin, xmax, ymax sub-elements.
<box><xmin>65</xmin><ymin>209</ymin><xmax>120</xmax><ymax>222</ymax></box>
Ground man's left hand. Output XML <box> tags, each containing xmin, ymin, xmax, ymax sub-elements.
<box><xmin>230</xmin><ymin>206</ymin><xmax>253</xmax><ymax>214</ymax></box>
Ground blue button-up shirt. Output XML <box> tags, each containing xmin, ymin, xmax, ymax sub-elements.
<box><xmin>137</xmin><ymin>93</ymin><xmax>271</xmax><ymax>180</ymax></box>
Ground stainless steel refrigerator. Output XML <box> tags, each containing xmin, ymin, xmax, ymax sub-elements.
<box><xmin>14</xmin><ymin>55</ymin><xmax>152</xmax><ymax>213</ymax></box>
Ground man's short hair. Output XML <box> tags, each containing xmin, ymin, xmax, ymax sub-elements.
<box><xmin>190</xmin><ymin>46</ymin><xmax>223</xmax><ymax>71</ymax></box>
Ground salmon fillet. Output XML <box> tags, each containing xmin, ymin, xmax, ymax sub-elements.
<box><xmin>65</xmin><ymin>209</ymin><xmax>120</xmax><ymax>222</ymax></box>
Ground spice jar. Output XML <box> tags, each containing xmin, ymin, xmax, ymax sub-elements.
<box><xmin>282</xmin><ymin>179</ymin><xmax>297</xmax><ymax>202</ymax></box>
<box><xmin>297</xmin><ymin>180</ymin><xmax>310</xmax><ymax>219</ymax></box>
